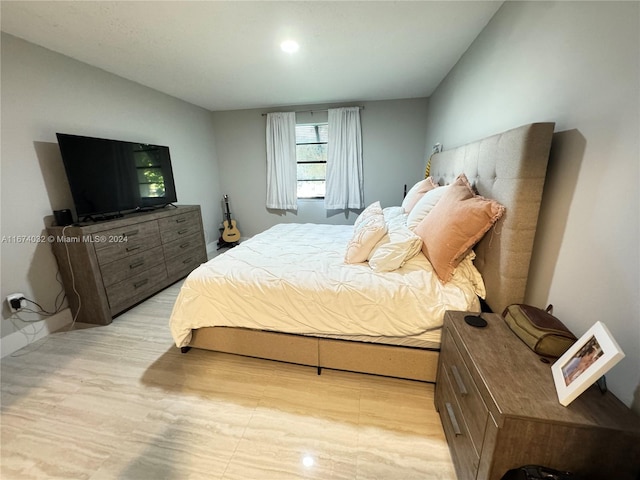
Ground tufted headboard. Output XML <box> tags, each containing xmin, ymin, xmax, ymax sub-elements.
<box><xmin>428</xmin><ymin>122</ymin><xmax>555</xmax><ymax>314</ymax></box>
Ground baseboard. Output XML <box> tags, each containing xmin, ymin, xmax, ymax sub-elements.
<box><xmin>207</xmin><ymin>239</ymin><xmax>247</xmax><ymax>260</ymax></box>
<box><xmin>1</xmin><ymin>308</ymin><xmax>72</xmax><ymax>358</ymax></box>
<box><xmin>206</xmin><ymin>241</ymin><xmax>218</xmax><ymax>259</ymax></box>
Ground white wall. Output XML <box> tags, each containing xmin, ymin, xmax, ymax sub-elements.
<box><xmin>424</xmin><ymin>1</ymin><xmax>639</xmax><ymax>409</ymax></box>
<box><xmin>0</xmin><ymin>34</ymin><xmax>222</xmax><ymax>343</ymax></box>
<box><xmin>211</xmin><ymin>98</ymin><xmax>429</xmax><ymax>237</ymax></box>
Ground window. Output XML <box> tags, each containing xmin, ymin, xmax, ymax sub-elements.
<box><xmin>295</xmin><ymin>123</ymin><xmax>328</xmax><ymax>198</ymax></box>
<box><xmin>134</xmin><ymin>145</ymin><xmax>166</xmax><ymax>198</ymax></box>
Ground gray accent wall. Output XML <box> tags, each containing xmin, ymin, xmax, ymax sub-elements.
<box><xmin>211</xmin><ymin>98</ymin><xmax>429</xmax><ymax>237</ymax></box>
<box><xmin>424</xmin><ymin>1</ymin><xmax>639</xmax><ymax>410</ymax></box>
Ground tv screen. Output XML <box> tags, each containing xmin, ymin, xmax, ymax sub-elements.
<box><xmin>56</xmin><ymin>133</ymin><xmax>178</xmax><ymax>220</ymax></box>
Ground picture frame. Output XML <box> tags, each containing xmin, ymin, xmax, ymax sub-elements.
<box><xmin>552</xmin><ymin>321</ymin><xmax>625</xmax><ymax>406</ymax></box>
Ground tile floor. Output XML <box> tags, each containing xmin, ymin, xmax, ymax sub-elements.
<box><xmin>1</xmin><ymin>282</ymin><xmax>456</xmax><ymax>479</ymax></box>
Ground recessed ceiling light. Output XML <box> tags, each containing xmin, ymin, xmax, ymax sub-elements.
<box><xmin>280</xmin><ymin>40</ymin><xmax>299</xmax><ymax>54</ymax></box>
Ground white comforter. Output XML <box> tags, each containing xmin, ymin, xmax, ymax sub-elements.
<box><xmin>170</xmin><ymin>223</ymin><xmax>484</xmax><ymax>347</ymax></box>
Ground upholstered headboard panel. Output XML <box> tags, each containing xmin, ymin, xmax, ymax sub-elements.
<box><xmin>428</xmin><ymin>122</ymin><xmax>555</xmax><ymax>314</ymax></box>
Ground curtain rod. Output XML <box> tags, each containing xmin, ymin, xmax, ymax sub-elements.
<box><xmin>261</xmin><ymin>106</ymin><xmax>364</xmax><ymax>117</ymax></box>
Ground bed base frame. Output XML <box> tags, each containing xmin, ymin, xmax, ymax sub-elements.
<box><xmin>186</xmin><ymin>326</ymin><xmax>439</xmax><ymax>382</ymax></box>
<box><xmin>180</xmin><ymin>122</ymin><xmax>555</xmax><ymax>383</ymax></box>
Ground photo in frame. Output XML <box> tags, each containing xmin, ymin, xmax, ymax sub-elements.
<box><xmin>551</xmin><ymin>321</ymin><xmax>625</xmax><ymax>406</ymax></box>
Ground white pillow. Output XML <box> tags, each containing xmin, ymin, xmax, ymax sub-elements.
<box><xmin>354</xmin><ymin>201</ymin><xmax>382</xmax><ymax>230</ymax></box>
<box><xmin>382</xmin><ymin>206</ymin><xmax>405</xmax><ymax>223</ymax></box>
<box><xmin>370</xmin><ymin>209</ymin><xmax>409</xmax><ymax>254</ymax></box>
<box><xmin>406</xmin><ymin>185</ymin><xmax>450</xmax><ymax>230</ymax></box>
<box><xmin>454</xmin><ymin>251</ymin><xmax>486</xmax><ymax>299</ymax></box>
<box><xmin>401</xmin><ymin>178</ymin><xmax>439</xmax><ymax>213</ymax></box>
<box><xmin>345</xmin><ymin>213</ymin><xmax>387</xmax><ymax>264</ymax></box>
<box><xmin>367</xmin><ymin>222</ymin><xmax>422</xmax><ymax>272</ymax></box>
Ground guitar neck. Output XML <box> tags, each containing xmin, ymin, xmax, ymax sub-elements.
<box><xmin>224</xmin><ymin>196</ymin><xmax>233</xmax><ymax>223</ymax></box>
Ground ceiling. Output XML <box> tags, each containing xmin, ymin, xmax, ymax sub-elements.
<box><xmin>1</xmin><ymin>1</ymin><xmax>502</xmax><ymax>112</ymax></box>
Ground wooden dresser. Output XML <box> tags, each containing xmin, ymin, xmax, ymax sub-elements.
<box><xmin>48</xmin><ymin>205</ymin><xmax>207</xmax><ymax>325</ymax></box>
<box><xmin>435</xmin><ymin>311</ymin><xmax>640</xmax><ymax>480</ymax></box>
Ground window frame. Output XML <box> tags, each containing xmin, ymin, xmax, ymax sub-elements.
<box><xmin>295</xmin><ymin>122</ymin><xmax>328</xmax><ymax>199</ymax></box>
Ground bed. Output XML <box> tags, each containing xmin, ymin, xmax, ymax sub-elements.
<box><xmin>169</xmin><ymin>122</ymin><xmax>555</xmax><ymax>382</ymax></box>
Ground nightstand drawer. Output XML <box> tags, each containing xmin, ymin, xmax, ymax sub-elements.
<box><xmin>441</xmin><ymin>325</ymin><xmax>488</xmax><ymax>454</ymax></box>
<box><xmin>437</xmin><ymin>311</ymin><xmax>640</xmax><ymax>480</ymax></box>
<box><xmin>437</xmin><ymin>358</ymin><xmax>480</xmax><ymax>480</ymax></box>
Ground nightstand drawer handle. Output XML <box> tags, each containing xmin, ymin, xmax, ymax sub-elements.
<box><xmin>123</xmin><ymin>229</ymin><xmax>139</xmax><ymax>237</ymax></box>
<box><xmin>133</xmin><ymin>279</ymin><xmax>148</xmax><ymax>289</ymax></box>
<box><xmin>178</xmin><ymin>228</ymin><xmax>189</xmax><ymax>235</ymax></box>
<box><xmin>451</xmin><ymin>365</ymin><xmax>468</xmax><ymax>396</ymax></box>
<box><xmin>445</xmin><ymin>402</ymin><xmax>462</xmax><ymax>436</ymax></box>
<box><xmin>175</xmin><ymin>217</ymin><xmax>187</xmax><ymax>223</ymax></box>
<box><xmin>129</xmin><ymin>259</ymin><xmax>145</xmax><ymax>269</ymax></box>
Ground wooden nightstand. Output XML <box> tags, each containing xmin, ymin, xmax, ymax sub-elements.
<box><xmin>435</xmin><ymin>311</ymin><xmax>640</xmax><ymax>480</ymax></box>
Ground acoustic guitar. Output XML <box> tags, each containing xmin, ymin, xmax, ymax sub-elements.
<box><xmin>221</xmin><ymin>194</ymin><xmax>241</xmax><ymax>243</ymax></box>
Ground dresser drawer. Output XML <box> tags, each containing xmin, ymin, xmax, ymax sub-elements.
<box><xmin>94</xmin><ymin>221</ymin><xmax>161</xmax><ymax>265</ymax></box>
<box><xmin>105</xmin><ymin>263</ymin><xmax>168</xmax><ymax>313</ymax></box>
<box><xmin>99</xmin><ymin>245</ymin><xmax>165</xmax><ymax>287</ymax></box>
<box><xmin>166</xmin><ymin>246</ymin><xmax>206</xmax><ymax>279</ymax></box>
<box><xmin>163</xmin><ymin>232</ymin><xmax>204</xmax><ymax>259</ymax></box>
<box><xmin>436</xmin><ymin>359</ymin><xmax>480</xmax><ymax>480</ymax></box>
<box><xmin>158</xmin><ymin>211</ymin><xmax>202</xmax><ymax>244</ymax></box>
<box><xmin>441</xmin><ymin>326</ymin><xmax>489</xmax><ymax>454</ymax></box>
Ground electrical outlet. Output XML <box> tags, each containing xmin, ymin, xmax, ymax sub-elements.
<box><xmin>6</xmin><ymin>293</ymin><xmax>26</xmax><ymax>313</ymax></box>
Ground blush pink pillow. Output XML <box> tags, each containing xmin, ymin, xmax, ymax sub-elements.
<box><xmin>414</xmin><ymin>174</ymin><xmax>505</xmax><ymax>282</ymax></box>
<box><xmin>401</xmin><ymin>177</ymin><xmax>439</xmax><ymax>213</ymax></box>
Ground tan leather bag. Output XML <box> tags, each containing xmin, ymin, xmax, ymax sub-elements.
<box><xmin>502</xmin><ymin>304</ymin><xmax>577</xmax><ymax>358</ymax></box>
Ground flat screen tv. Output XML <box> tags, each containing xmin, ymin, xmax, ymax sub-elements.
<box><xmin>56</xmin><ymin>133</ymin><xmax>178</xmax><ymax>221</ymax></box>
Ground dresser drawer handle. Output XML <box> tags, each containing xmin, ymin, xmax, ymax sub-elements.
<box><xmin>182</xmin><ymin>257</ymin><xmax>193</xmax><ymax>265</ymax></box>
<box><xmin>178</xmin><ymin>228</ymin><xmax>189</xmax><ymax>235</ymax></box>
<box><xmin>133</xmin><ymin>279</ymin><xmax>149</xmax><ymax>289</ymax></box>
<box><xmin>451</xmin><ymin>365</ymin><xmax>468</xmax><ymax>396</ymax></box>
<box><xmin>129</xmin><ymin>259</ymin><xmax>145</xmax><ymax>269</ymax></box>
<box><xmin>123</xmin><ymin>229</ymin><xmax>139</xmax><ymax>237</ymax></box>
<box><xmin>126</xmin><ymin>245</ymin><xmax>141</xmax><ymax>252</ymax></box>
<box><xmin>445</xmin><ymin>402</ymin><xmax>462</xmax><ymax>437</ymax></box>
<box><xmin>175</xmin><ymin>217</ymin><xmax>187</xmax><ymax>223</ymax></box>
<box><xmin>179</xmin><ymin>242</ymin><xmax>191</xmax><ymax>249</ymax></box>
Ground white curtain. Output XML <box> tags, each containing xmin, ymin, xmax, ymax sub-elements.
<box><xmin>325</xmin><ymin>107</ymin><xmax>364</xmax><ymax>210</ymax></box>
<box><xmin>265</xmin><ymin>112</ymin><xmax>297</xmax><ymax>210</ymax></box>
